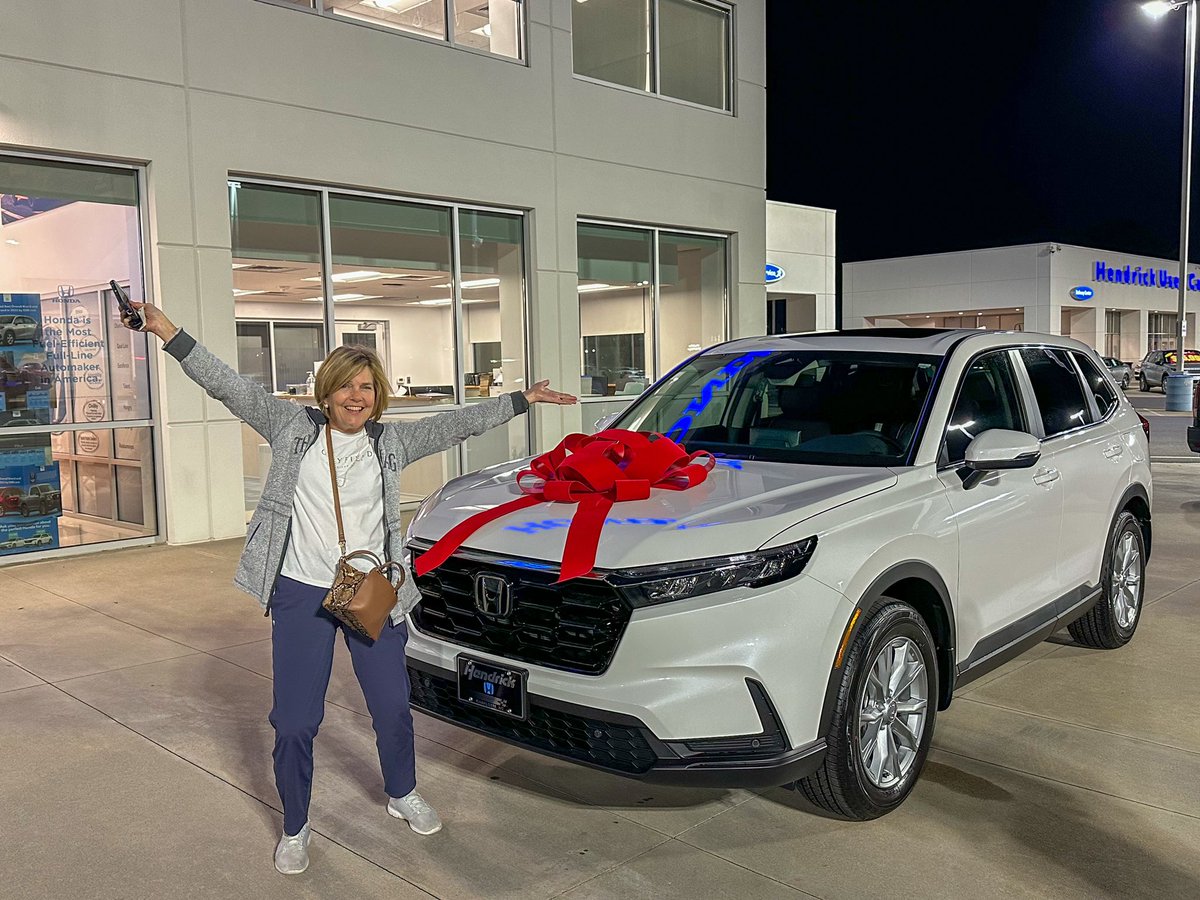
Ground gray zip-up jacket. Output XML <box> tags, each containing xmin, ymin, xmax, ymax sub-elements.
<box><xmin>164</xmin><ymin>330</ymin><xmax>528</xmax><ymax>623</ymax></box>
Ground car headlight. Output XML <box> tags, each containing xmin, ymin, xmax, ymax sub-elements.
<box><xmin>605</xmin><ymin>536</ymin><xmax>817</xmax><ymax>606</ymax></box>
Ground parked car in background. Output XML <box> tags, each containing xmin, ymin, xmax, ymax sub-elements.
<box><xmin>19</xmin><ymin>484</ymin><xmax>61</xmax><ymax>516</ymax></box>
<box><xmin>1138</xmin><ymin>349</ymin><xmax>1200</xmax><ymax>391</ymax></box>
<box><xmin>0</xmin><ymin>315</ymin><xmax>41</xmax><ymax>345</ymax></box>
<box><xmin>406</xmin><ymin>329</ymin><xmax>1152</xmax><ymax>820</ymax></box>
<box><xmin>22</xmin><ymin>529</ymin><xmax>52</xmax><ymax>547</ymax></box>
<box><xmin>1102</xmin><ymin>357</ymin><xmax>1132</xmax><ymax>389</ymax></box>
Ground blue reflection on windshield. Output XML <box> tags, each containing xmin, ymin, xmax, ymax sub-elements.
<box><xmin>664</xmin><ymin>350</ymin><xmax>772</xmax><ymax>441</ymax></box>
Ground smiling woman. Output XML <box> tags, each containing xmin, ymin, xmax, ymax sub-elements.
<box><xmin>118</xmin><ymin>295</ymin><xmax>573</xmax><ymax>875</ymax></box>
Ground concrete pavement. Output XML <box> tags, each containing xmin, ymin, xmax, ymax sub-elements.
<box><xmin>2</xmin><ymin>453</ymin><xmax>1199</xmax><ymax>898</ymax></box>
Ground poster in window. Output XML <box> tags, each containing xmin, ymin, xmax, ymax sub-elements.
<box><xmin>41</xmin><ymin>288</ymin><xmax>105</xmax><ymax>425</ymax></box>
<box><xmin>0</xmin><ymin>293</ymin><xmax>51</xmax><ymax>427</ymax></box>
<box><xmin>0</xmin><ymin>446</ymin><xmax>61</xmax><ymax>555</ymax></box>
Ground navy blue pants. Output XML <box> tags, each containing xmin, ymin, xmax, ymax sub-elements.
<box><xmin>269</xmin><ymin>575</ymin><xmax>416</xmax><ymax>836</ymax></box>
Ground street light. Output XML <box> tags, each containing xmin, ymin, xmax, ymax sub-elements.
<box><xmin>1144</xmin><ymin>0</ymin><xmax>1197</xmax><ymax>408</ymax></box>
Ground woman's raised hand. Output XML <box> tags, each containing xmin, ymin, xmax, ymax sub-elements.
<box><xmin>121</xmin><ymin>301</ymin><xmax>179</xmax><ymax>342</ymax></box>
<box><xmin>522</xmin><ymin>380</ymin><xmax>577</xmax><ymax>406</ymax></box>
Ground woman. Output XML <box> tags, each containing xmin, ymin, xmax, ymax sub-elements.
<box><xmin>123</xmin><ymin>300</ymin><xmax>576</xmax><ymax>875</ymax></box>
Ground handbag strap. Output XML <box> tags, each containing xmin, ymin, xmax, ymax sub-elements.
<box><xmin>325</xmin><ymin>425</ymin><xmax>347</xmax><ymax>557</ymax></box>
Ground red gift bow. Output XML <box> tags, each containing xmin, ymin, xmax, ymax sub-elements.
<box><xmin>413</xmin><ymin>429</ymin><xmax>715</xmax><ymax>583</ymax></box>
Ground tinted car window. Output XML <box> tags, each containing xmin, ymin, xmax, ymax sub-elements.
<box><xmin>1073</xmin><ymin>352</ymin><xmax>1119</xmax><ymax>418</ymax></box>
<box><xmin>620</xmin><ymin>349</ymin><xmax>941</xmax><ymax>466</ymax></box>
<box><xmin>943</xmin><ymin>351</ymin><xmax>1028</xmax><ymax>464</ymax></box>
<box><xmin>1020</xmin><ymin>348</ymin><xmax>1094</xmax><ymax>436</ymax></box>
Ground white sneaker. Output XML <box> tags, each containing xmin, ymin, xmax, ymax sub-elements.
<box><xmin>387</xmin><ymin>790</ymin><xmax>442</xmax><ymax>835</ymax></box>
<box><xmin>274</xmin><ymin>822</ymin><xmax>311</xmax><ymax>875</ymax></box>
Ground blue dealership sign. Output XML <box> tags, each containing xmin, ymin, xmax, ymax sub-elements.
<box><xmin>765</xmin><ymin>263</ymin><xmax>786</xmax><ymax>284</ymax></box>
<box><xmin>1069</xmin><ymin>285</ymin><xmax>1094</xmax><ymax>302</ymax></box>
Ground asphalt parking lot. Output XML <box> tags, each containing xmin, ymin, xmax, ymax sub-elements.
<box><xmin>0</xmin><ymin>393</ymin><xmax>1197</xmax><ymax>899</ymax></box>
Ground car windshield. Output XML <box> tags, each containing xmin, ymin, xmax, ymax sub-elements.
<box><xmin>618</xmin><ymin>348</ymin><xmax>942</xmax><ymax>466</ymax></box>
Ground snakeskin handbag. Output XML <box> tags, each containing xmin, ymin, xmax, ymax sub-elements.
<box><xmin>320</xmin><ymin>426</ymin><xmax>402</xmax><ymax>641</ymax></box>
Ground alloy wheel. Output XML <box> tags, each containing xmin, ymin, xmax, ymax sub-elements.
<box><xmin>857</xmin><ymin>636</ymin><xmax>929</xmax><ymax>789</ymax></box>
<box><xmin>1111</xmin><ymin>530</ymin><xmax>1142</xmax><ymax>630</ymax></box>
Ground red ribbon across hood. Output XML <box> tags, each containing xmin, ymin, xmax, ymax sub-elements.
<box><xmin>413</xmin><ymin>429</ymin><xmax>715</xmax><ymax>582</ymax></box>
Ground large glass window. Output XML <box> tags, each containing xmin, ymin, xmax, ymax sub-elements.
<box><xmin>573</xmin><ymin>0</ymin><xmax>732</xmax><ymax>111</ymax></box>
<box><xmin>1019</xmin><ymin>348</ymin><xmax>1094</xmax><ymax>437</ymax></box>
<box><xmin>267</xmin><ymin>0</ymin><xmax>524</xmax><ymax>60</ymax></box>
<box><xmin>577</xmin><ymin>221</ymin><xmax>726</xmax><ymax>401</ymax></box>
<box><xmin>1148</xmin><ymin>312</ymin><xmax>1178</xmax><ymax>352</ymax></box>
<box><xmin>0</xmin><ymin>154</ymin><xmax>156</xmax><ymax>557</ymax></box>
<box><xmin>328</xmin><ymin>193</ymin><xmax>455</xmax><ymax>407</ymax></box>
<box><xmin>231</xmin><ymin>180</ymin><xmax>528</xmax><ymax>516</ymax></box>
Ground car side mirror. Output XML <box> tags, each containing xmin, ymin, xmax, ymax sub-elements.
<box><xmin>593</xmin><ymin>413</ymin><xmax>620</xmax><ymax>433</ymax></box>
<box><xmin>961</xmin><ymin>429</ymin><xmax>1041</xmax><ymax>489</ymax></box>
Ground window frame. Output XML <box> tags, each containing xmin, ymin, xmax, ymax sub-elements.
<box><xmin>576</xmin><ymin>216</ymin><xmax>731</xmax><ymax>405</ymax></box>
<box><xmin>230</xmin><ymin>176</ymin><xmax>534</xmax><ymax>473</ymax></box>
<box><xmin>571</xmin><ymin>0</ymin><xmax>736</xmax><ymax>115</ymax></box>
<box><xmin>253</xmin><ymin>0</ymin><xmax>528</xmax><ymax>66</ymax></box>
<box><xmin>0</xmin><ymin>148</ymin><xmax>163</xmax><ymax>557</ymax></box>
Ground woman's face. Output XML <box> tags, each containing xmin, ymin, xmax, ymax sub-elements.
<box><xmin>326</xmin><ymin>365</ymin><xmax>376</xmax><ymax>434</ymax></box>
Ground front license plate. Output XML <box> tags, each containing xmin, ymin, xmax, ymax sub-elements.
<box><xmin>456</xmin><ymin>655</ymin><xmax>527</xmax><ymax>720</ymax></box>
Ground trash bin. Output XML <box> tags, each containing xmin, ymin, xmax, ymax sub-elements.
<box><xmin>1165</xmin><ymin>372</ymin><xmax>1200</xmax><ymax>412</ymax></box>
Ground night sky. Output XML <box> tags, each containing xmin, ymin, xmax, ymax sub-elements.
<box><xmin>767</xmin><ymin>1</ymin><xmax>1198</xmax><ymax>264</ymax></box>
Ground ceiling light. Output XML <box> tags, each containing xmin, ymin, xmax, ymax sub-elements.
<box><xmin>303</xmin><ymin>293</ymin><xmax>383</xmax><ymax>303</ymax></box>
<box><xmin>368</xmin><ymin>0</ymin><xmax>435</xmax><ymax>12</ymax></box>
<box><xmin>435</xmin><ymin>277</ymin><xmax>501</xmax><ymax>289</ymax></box>
<box><xmin>302</xmin><ymin>270</ymin><xmax>388</xmax><ymax>284</ymax></box>
<box><xmin>4</xmin><ymin>239</ymin><xmax>18</xmax><ymax>246</ymax></box>
<box><xmin>231</xmin><ymin>263</ymin><xmax>252</xmax><ymax>269</ymax></box>
<box><xmin>577</xmin><ymin>283</ymin><xmax>612</xmax><ymax>293</ymax></box>
<box><xmin>470</xmin><ymin>23</ymin><xmax>493</xmax><ymax>37</ymax></box>
<box><xmin>233</xmin><ymin>289</ymin><xmax>266</xmax><ymax>297</ymax></box>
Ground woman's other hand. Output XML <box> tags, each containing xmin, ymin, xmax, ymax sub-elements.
<box><xmin>123</xmin><ymin>301</ymin><xmax>179</xmax><ymax>342</ymax></box>
<box><xmin>522</xmin><ymin>380</ymin><xmax>577</xmax><ymax>406</ymax></box>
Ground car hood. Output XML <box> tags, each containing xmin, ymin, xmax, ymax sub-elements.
<box><xmin>409</xmin><ymin>458</ymin><xmax>897</xmax><ymax>570</ymax></box>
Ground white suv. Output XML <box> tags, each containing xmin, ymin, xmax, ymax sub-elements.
<box><xmin>405</xmin><ymin>330</ymin><xmax>1152</xmax><ymax>819</ymax></box>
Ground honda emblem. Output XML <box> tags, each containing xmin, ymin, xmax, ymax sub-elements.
<box><xmin>474</xmin><ymin>573</ymin><xmax>513</xmax><ymax>618</ymax></box>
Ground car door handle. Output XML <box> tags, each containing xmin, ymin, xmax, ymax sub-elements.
<box><xmin>1102</xmin><ymin>444</ymin><xmax>1124</xmax><ymax>459</ymax></box>
<box><xmin>1033</xmin><ymin>467</ymin><xmax>1061</xmax><ymax>486</ymax></box>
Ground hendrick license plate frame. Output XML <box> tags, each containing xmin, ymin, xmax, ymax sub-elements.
<box><xmin>456</xmin><ymin>654</ymin><xmax>528</xmax><ymax>720</ymax></box>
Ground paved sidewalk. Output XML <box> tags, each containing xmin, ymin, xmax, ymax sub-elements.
<box><xmin>2</xmin><ymin>464</ymin><xmax>1199</xmax><ymax>899</ymax></box>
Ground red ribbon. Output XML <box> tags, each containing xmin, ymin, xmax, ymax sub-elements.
<box><xmin>414</xmin><ymin>429</ymin><xmax>715</xmax><ymax>582</ymax></box>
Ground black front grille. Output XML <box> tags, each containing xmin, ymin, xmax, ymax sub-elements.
<box><xmin>410</xmin><ymin>549</ymin><xmax>632</xmax><ymax>675</ymax></box>
<box><xmin>408</xmin><ymin>665</ymin><xmax>658</xmax><ymax>774</ymax></box>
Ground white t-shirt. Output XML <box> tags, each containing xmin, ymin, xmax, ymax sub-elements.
<box><xmin>281</xmin><ymin>426</ymin><xmax>385</xmax><ymax>588</ymax></box>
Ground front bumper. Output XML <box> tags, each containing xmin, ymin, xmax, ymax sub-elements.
<box><xmin>405</xmin><ymin>569</ymin><xmax>852</xmax><ymax>786</ymax></box>
<box><xmin>407</xmin><ymin>657</ymin><xmax>827</xmax><ymax>787</ymax></box>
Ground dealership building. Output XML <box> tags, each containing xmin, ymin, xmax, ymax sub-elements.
<box><xmin>0</xmin><ymin>0</ymin><xmax>840</xmax><ymax>565</ymax></box>
<box><xmin>843</xmin><ymin>242</ymin><xmax>1199</xmax><ymax>362</ymax></box>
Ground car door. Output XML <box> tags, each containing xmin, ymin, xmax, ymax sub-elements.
<box><xmin>937</xmin><ymin>349</ymin><xmax>1064</xmax><ymax>667</ymax></box>
<box><xmin>1016</xmin><ymin>347</ymin><xmax>1117</xmax><ymax>600</ymax></box>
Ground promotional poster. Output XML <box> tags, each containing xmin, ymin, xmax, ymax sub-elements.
<box><xmin>0</xmin><ymin>445</ymin><xmax>61</xmax><ymax>556</ymax></box>
<box><xmin>0</xmin><ymin>292</ymin><xmax>51</xmax><ymax>427</ymax></box>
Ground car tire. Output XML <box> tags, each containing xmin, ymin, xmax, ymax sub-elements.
<box><xmin>1121</xmin><ymin>375</ymin><xmax>1130</xmax><ymax>390</ymax></box>
<box><xmin>1</xmin><ymin>331</ymin><xmax>13</xmax><ymax>346</ymax></box>
<box><xmin>1068</xmin><ymin>510</ymin><xmax>1145</xmax><ymax>649</ymax></box>
<box><xmin>797</xmin><ymin>601</ymin><xmax>937</xmax><ymax>820</ymax></box>
<box><xmin>1138</xmin><ymin>373</ymin><xmax>1148</xmax><ymax>392</ymax></box>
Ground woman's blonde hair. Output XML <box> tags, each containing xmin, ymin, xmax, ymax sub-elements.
<box><xmin>313</xmin><ymin>345</ymin><xmax>391</xmax><ymax>421</ymax></box>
